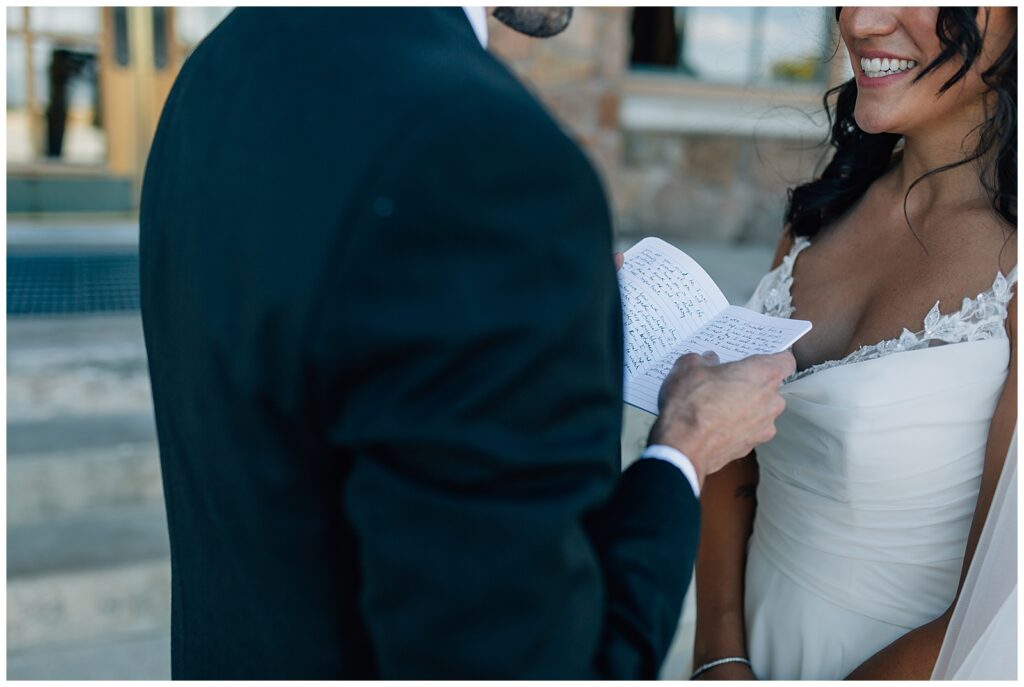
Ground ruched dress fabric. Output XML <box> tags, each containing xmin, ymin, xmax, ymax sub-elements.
<box><xmin>741</xmin><ymin>239</ymin><xmax>1017</xmax><ymax>679</ymax></box>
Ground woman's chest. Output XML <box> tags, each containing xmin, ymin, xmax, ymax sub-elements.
<box><xmin>778</xmin><ymin>199</ymin><xmax>1016</xmax><ymax>373</ymax></box>
<box><xmin>786</xmin><ymin>246</ymin><xmax>945</xmax><ymax>372</ymax></box>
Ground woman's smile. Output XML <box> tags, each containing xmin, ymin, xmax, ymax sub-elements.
<box><xmin>855</xmin><ymin>50</ymin><xmax>919</xmax><ymax>89</ymax></box>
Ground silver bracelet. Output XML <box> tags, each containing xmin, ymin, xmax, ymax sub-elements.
<box><xmin>690</xmin><ymin>656</ymin><xmax>752</xmax><ymax>679</ymax></box>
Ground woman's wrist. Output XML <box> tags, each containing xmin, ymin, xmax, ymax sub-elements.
<box><xmin>692</xmin><ymin>659</ymin><xmax>756</xmax><ymax>680</ymax></box>
<box><xmin>693</xmin><ymin>643</ymin><xmax>749</xmax><ymax>668</ymax></box>
<box><xmin>693</xmin><ymin>607</ymin><xmax>747</xmax><ymax>664</ymax></box>
<box><xmin>691</xmin><ymin>656</ymin><xmax>751</xmax><ymax>679</ymax></box>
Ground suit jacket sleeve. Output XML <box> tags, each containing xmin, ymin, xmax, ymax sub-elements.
<box><xmin>309</xmin><ymin>93</ymin><xmax>700</xmax><ymax>678</ymax></box>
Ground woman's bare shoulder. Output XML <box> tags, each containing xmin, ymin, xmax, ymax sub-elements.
<box><xmin>922</xmin><ymin>207</ymin><xmax>1017</xmax><ymax>308</ymax></box>
<box><xmin>933</xmin><ymin>206</ymin><xmax>1016</xmax><ymax>275</ymax></box>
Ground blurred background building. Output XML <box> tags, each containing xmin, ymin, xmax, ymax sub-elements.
<box><xmin>7</xmin><ymin>7</ymin><xmax>230</xmax><ymax>212</ymax></box>
<box><xmin>6</xmin><ymin>6</ymin><xmax>850</xmax><ymax>679</ymax></box>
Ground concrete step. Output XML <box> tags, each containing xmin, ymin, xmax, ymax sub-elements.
<box><xmin>7</xmin><ymin>361</ymin><xmax>152</xmax><ymax>424</ymax></box>
<box><xmin>7</xmin><ymin>314</ymin><xmax>147</xmax><ymax>368</ymax></box>
<box><xmin>7</xmin><ymin>413</ymin><xmax>163</xmax><ymax>525</ymax></box>
<box><xmin>7</xmin><ymin>412</ymin><xmax>157</xmax><ymax>456</ymax></box>
<box><xmin>7</xmin><ymin>504</ymin><xmax>171</xmax><ymax>653</ymax></box>
<box><xmin>7</xmin><ymin>314</ymin><xmax>151</xmax><ymax>423</ymax></box>
<box><xmin>6</xmin><ymin>313</ymin><xmax>170</xmax><ymax>673</ymax></box>
<box><xmin>7</xmin><ymin>630</ymin><xmax>170</xmax><ymax>680</ymax></box>
<box><xmin>7</xmin><ymin>216</ymin><xmax>140</xmax><ymax>251</ymax></box>
<box><xmin>8</xmin><ymin>502</ymin><xmax>169</xmax><ymax>577</ymax></box>
<box><xmin>8</xmin><ymin>442</ymin><xmax>164</xmax><ymax>526</ymax></box>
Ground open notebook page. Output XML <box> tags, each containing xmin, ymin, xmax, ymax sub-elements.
<box><xmin>620</xmin><ymin>240</ymin><xmax>813</xmax><ymax>415</ymax></box>
<box><xmin>619</xmin><ymin>238</ymin><xmax>730</xmax><ymax>411</ymax></box>
<box><xmin>631</xmin><ymin>306</ymin><xmax>812</xmax><ymax>406</ymax></box>
<box><xmin>688</xmin><ymin>306</ymin><xmax>811</xmax><ymax>363</ymax></box>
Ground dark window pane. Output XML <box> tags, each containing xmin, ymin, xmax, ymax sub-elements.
<box><xmin>630</xmin><ymin>6</ymin><xmax>832</xmax><ymax>86</ymax></box>
<box><xmin>113</xmin><ymin>7</ymin><xmax>130</xmax><ymax>66</ymax></box>
<box><xmin>152</xmin><ymin>7</ymin><xmax>168</xmax><ymax>69</ymax></box>
<box><xmin>630</xmin><ymin>7</ymin><xmax>680</xmax><ymax>69</ymax></box>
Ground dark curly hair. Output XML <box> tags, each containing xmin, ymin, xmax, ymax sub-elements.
<box><xmin>785</xmin><ymin>8</ymin><xmax>1017</xmax><ymax>240</ymax></box>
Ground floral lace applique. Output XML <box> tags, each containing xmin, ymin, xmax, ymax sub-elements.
<box><xmin>753</xmin><ymin>238</ymin><xmax>811</xmax><ymax>319</ymax></box>
<box><xmin>748</xmin><ymin>239</ymin><xmax>1018</xmax><ymax>382</ymax></box>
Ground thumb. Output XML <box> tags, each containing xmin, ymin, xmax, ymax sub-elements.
<box><xmin>767</xmin><ymin>350</ymin><xmax>797</xmax><ymax>379</ymax></box>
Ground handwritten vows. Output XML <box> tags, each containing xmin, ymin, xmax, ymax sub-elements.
<box><xmin>620</xmin><ymin>237</ymin><xmax>812</xmax><ymax>415</ymax></box>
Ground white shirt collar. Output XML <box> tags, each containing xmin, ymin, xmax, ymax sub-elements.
<box><xmin>462</xmin><ymin>6</ymin><xmax>488</xmax><ymax>48</ymax></box>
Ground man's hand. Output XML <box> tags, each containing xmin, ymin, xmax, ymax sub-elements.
<box><xmin>613</xmin><ymin>252</ymin><xmax>624</xmax><ymax>271</ymax></box>
<box><xmin>648</xmin><ymin>351</ymin><xmax>795</xmax><ymax>487</ymax></box>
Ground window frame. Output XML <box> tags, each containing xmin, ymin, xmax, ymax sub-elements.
<box><xmin>623</xmin><ymin>9</ymin><xmax>850</xmax><ymax>140</ymax></box>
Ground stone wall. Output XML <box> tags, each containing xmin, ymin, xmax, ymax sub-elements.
<box><xmin>487</xmin><ymin>8</ymin><xmax>628</xmax><ymax>196</ymax></box>
<box><xmin>617</xmin><ymin>131</ymin><xmax>824</xmax><ymax>243</ymax></box>
<box><xmin>487</xmin><ymin>8</ymin><xmax>827</xmax><ymax>245</ymax></box>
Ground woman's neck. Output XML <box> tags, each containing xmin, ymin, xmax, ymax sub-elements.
<box><xmin>892</xmin><ymin>98</ymin><xmax>994</xmax><ymax>214</ymax></box>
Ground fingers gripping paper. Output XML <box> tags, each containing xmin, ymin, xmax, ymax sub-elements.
<box><xmin>619</xmin><ymin>237</ymin><xmax>812</xmax><ymax>415</ymax></box>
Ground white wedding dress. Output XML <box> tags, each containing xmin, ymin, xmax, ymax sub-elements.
<box><xmin>741</xmin><ymin>238</ymin><xmax>1017</xmax><ymax>679</ymax></box>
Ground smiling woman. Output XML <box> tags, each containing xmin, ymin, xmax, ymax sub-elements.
<box><xmin>788</xmin><ymin>7</ymin><xmax>1017</xmax><ymax>237</ymax></box>
<box><xmin>693</xmin><ymin>6</ymin><xmax>1017</xmax><ymax>681</ymax></box>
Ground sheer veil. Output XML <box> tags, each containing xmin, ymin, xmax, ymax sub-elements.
<box><xmin>932</xmin><ymin>428</ymin><xmax>1018</xmax><ymax>680</ymax></box>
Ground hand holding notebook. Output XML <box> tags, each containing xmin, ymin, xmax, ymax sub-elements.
<box><xmin>619</xmin><ymin>237</ymin><xmax>811</xmax><ymax>415</ymax></box>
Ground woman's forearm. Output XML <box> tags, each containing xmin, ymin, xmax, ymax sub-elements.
<box><xmin>693</xmin><ymin>235</ymin><xmax>787</xmax><ymax>669</ymax></box>
<box><xmin>693</xmin><ymin>452</ymin><xmax>759</xmax><ymax>664</ymax></box>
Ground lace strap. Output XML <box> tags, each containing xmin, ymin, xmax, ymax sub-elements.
<box><xmin>781</xmin><ymin>236</ymin><xmax>811</xmax><ymax>279</ymax></box>
<box><xmin>787</xmin><ymin>248</ymin><xmax>1014</xmax><ymax>383</ymax></box>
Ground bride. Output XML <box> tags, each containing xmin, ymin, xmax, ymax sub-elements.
<box><xmin>691</xmin><ymin>7</ymin><xmax>1016</xmax><ymax>680</ymax></box>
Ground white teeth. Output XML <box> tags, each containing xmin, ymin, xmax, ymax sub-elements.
<box><xmin>860</xmin><ymin>55</ymin><xmax>917</xmax><ymax>78</ymax></box>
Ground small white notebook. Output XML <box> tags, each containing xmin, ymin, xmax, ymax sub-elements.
<box><xmin>619</xmin><ymin>237</ymin><xmax>812</xmax><ymax>415</ymax></box>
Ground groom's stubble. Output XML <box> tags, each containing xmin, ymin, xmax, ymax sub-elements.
<box><xmin>491</xmin><ymin>7</ymin><xmax>574</xmax><ymax>38</ymax></box>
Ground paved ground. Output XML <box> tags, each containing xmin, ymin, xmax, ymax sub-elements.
<box><xmin>7</xmin><ymin>216</ymin><xmax>139</xmax><ymax>251</ymax></box>
<box><xmin>6</xmin><ymin>237</ymin><xmax>774</xmax><ymax>680</ymax></box>
<box><xmin>7</xmin><ymin>313</ymin><xmax>171</xmax><ymax>679</ymax></box>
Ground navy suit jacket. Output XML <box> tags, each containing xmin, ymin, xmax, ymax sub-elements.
<box><xmin>140</xmin><ymin>7</ymin><xmax>700</xmax><ymax>679</ymax></box>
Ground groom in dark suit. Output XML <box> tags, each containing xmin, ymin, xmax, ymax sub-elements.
<box><xmin>140</xmin><ymin>7</ymin><xmax>792</xmax><ymax>679</ymax></box>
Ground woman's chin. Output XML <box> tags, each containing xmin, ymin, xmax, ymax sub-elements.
<box><xmin>853</xmin><ymin>111</ymin><xmax>892</xmax><ymax>136</ymax></box>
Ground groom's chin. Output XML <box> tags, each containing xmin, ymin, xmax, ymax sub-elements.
<box><xmin>491</xmin><ymin>7</ymin><xmax>574</xmax><ymax>38</ymax></box>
